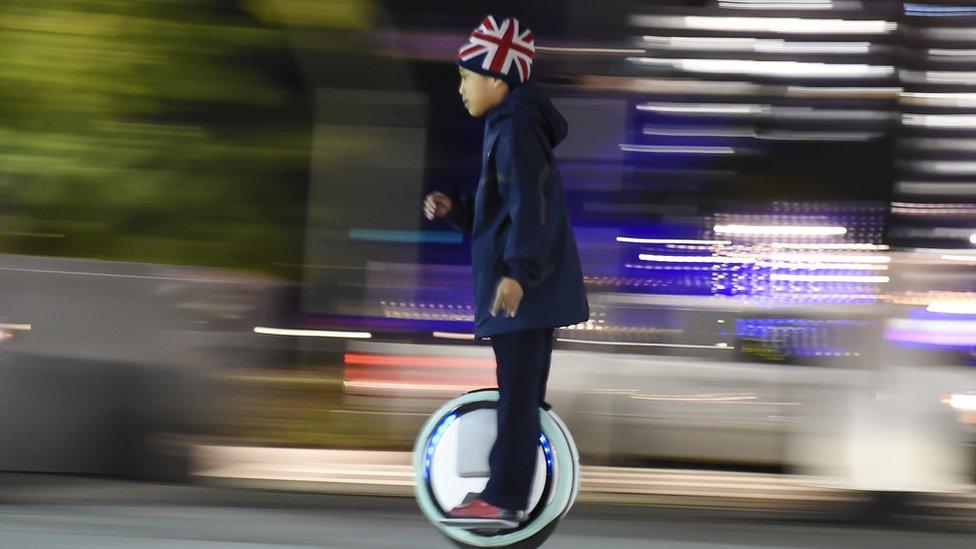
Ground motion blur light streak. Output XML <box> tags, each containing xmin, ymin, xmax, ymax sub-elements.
<box><xmin>625</xmin><ymin>262</ymin><xmax>724</xmax><ymax>272</ymax></box>
<box><xmin>928</xmin><ymin>48</ymin><xmax>976</xmax><ymax>57</ymax></box>
<box><xmin>638</xmin><ymin>254</ymin><xmax>757</xmax><ymax>263</ymax></box>
<box><xmin>885</xmin><ymin>319</ymin><xmax>976</xmax><ymax>347</ymax></box>
<box><xmin>758</xmin><ymin>262</ymin><xmax>888</xmax><ymax>271</ymax></box>
<box><xmin>641</xmin><ymin>36</ymin><xmax>871</xmax><ymax>54</ymax></box>
<box><xmin>642</xmin><ymin>125</ymin><xmax>757</xmax><ymax>138</ymax></box>
<box><xmin>636</xmin><ymin>102</ymin><xmax>764</xmax><ymax>115</ymax></box>
<box><xmin>617</xmin><ymin>237</ymin><xmax>732</xmax><ymax>245</ymax></box>
<box><xmin>945</xmin><ymin>394</ymin><xmax>976</xmax><ymax>412</ymax></box>
<box><xmin>901</xmin><ymin>70</ymin><xmax>976</xmax><ymax>85</ymax></box>
<box><xmin>535</xmin><ymin>46</ymin><xmax>644</xmax><ymax>55</ymax></box>
<box><xmin>904</xmin><ymin>161</ymin><xmax>976</xmax><ymax>176</ymax></box>
<box><xmin>344</xmin><ymin>353</ymin><xmax>494</xmax><ymax>369</ymax></box>
<box><xmin>897</xmin><ymin>181</ymin><xmax>976</xmax><ymax>196</ymax></box>
<box><xmin>773</xmin><ymin>108</ymin><xmax>891</xmax><ymax>121</ymax></box>
<box><xmin>589</xmin><ymin>76</ymin><xmax>765</xmax><ymax>95</ymax></box>
<box><xmin>556</xmin><ymin>338</ymin><xmax>733</xmax><ymax>350</ymax></box>
<box><xmin>940</xmin><ymin>254</ymin><xmax>976</xmax><ymax>262</ymax></box>
<box><xmin>192</xmin><ymin>447</ymin><xmax>870</xmax><ymax>505</ymax></box>
<box><xmin>620</xmin><ymin>144</ymin><xmax>737</xmax><ymax>155</ymax></box>
<box><xmin>758</xmin><ymin>131</ymin><xmax>883</xmax><ymax>142</ymax></box>
<box><xmin>900</xmin><ymin>93</ymin><xmax>976</xmax><ymax>108</ymax></box>
<box><xmin>714</xmin><ymin>224</ymin><xmax>848</xmax><ymax>236</ymax></box>
<box><xmin>927</xmin><ymin>301</ymin><xmax>976</xmax><ymax>315</ymax></box>
<box><xmin>905</xmin><ymin>2</ymin><xmax>976</xmax><ymax>16</ymax></box>
<box><xmin>787</xmin><ymin>86</ymin><xmax>900</xmax><ymax>98</ymax></box>
<box><xmin>720</xmin><ymin>0</ymin><xmax>858</xmax><ymax>11</ymax></box>
<box><xmin>770</xmin><ymin>274</ymin><xmax>890</xmax><ymax>283</ymax></box>
<box><xmin>629</xmin><ymin>15</ymin><xmax>896</xmax><ymax>34</ymax></box>
<box><xmin>902</xmin><ymin>114</ymin><xmax>976</xmax><ymax>128</ymax></box>
<box><xmin>635</xmin><ymin>104</ymin><xmax>892</xmax><ymax>121</ymax></box>
<box><xmin>770</xmin><ymin>243</ymin><xmax>888</xmax><ymax>250</ymax></box>
<box><xmin>891</xmin><ymin>203</ymin><xmax>976</xmax><ymax>216</ymax></box>
<box><xmin>432</xmin><ymin>331</ymin><xmax>476</xmax><ymax>340</ymax></box>
<box><xmin>629</xmin><ymin>393</ymin><xmax>759</xmax><ymax>403</ymax></box>
<box><xmin>343</xmin><ymin>381</ymin><xmax>494</xmax><ymax>395</ymax></box>
<box><xmin>254</xmin><ymin>327</ymin><xmax>372</xmax><ymax>339</ymax></box>
<box><xmin>919</xmin><ymin>27</ymin><xmax>976</xmax><ymax>40</ymax></box>
<box><xmin>767</xmin><ymin>254</ymin><xmax>890</xmax><ymax>263</ymax></box>
<box><xmin>347</xmin><ymin>228</ymin><xmax>463</xmax><ymax>245</ymax></box>
<box><xmin>628</xmin><ymin>57</ymin><xmax>895</xmax><ymax>79</ymax></box>
<box><xmin>0</xmin><ymin>266</ymin><xmax>228</xmax><ymax>283</ymax></box>
<box><xmin>901</xmin><ymin>138</ymin><xmax>976</xmax><ymax>152</ymax></box>
<box><xmin>891</xmin><ymin>227</ymin><xmax>976</xmax><ymax>240</ymax></box>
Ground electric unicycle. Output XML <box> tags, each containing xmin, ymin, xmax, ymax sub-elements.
<box><xmin>413</xmin><ymin>389</ymin><xmax>580</xmax><ymax>548</ymax></box>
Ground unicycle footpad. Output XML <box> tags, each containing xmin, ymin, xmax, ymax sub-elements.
<box><xmin>438</xmin><ymin>518</ymin><xmax>521</xmax><ymax>530</ymax></box>
<box><xmin>413</xmin><ymin>389</ymin><xmax>580</xmax><ymax>548</ymax></box>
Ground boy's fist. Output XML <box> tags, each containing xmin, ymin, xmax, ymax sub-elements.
<box><xmin>423</xmin><ymin>192</ymin><xmax>453</xmax><ymax>220</ymax></box>
<box><xmin>490</xmin><ymin>277</ymin><xmax>523</xmax><ymax>318</ymax></box>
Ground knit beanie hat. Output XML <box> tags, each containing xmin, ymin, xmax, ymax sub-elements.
<box><xmin>457</xmin><ymin>16</ymin><xmax>536</xmax><ymax>89</ymax></box>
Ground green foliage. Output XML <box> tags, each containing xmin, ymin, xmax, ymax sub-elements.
<box><xmin>0</xmin><ymin>0</ymin><xmax>310</xmax><ymax>277</ymax></box>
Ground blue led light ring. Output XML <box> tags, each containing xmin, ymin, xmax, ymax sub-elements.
<box><xmin>544</xmin><ymin>408</ymin><xmax>581</xmax><ymax>514</ymax></box>
<box><xmin>422</xmin><ymin>412</ymin><xmax>459</xmax><ymax>483</ymax></box>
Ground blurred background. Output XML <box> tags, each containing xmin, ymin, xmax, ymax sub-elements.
<box><xmin>3</xmin><ymin>0</ymin><xmax>976</xmax><ymax>546</ymax></box>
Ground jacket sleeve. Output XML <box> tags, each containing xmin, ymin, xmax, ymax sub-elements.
<box><xmin>445</xmin><ymin>191</ymin><xmax>473</xmax><ymax>236</ymax></box>
<box><xmin>495</xmin><ymin>117</ymin><xmax>552</xmax><ymax>291</ymax></box>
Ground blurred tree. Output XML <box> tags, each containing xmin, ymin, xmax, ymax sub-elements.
<box><xmin>0</xmin><ymin>0</ymin><xmax>310</xmax><ymax>277</ymax></box>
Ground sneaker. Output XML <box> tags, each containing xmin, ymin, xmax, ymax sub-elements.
<box><xmin>448</xmin><ymin>497</ymin><xmax>527</xmax><ymax>523</ymax></box>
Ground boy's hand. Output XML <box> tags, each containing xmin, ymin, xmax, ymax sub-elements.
<box><xmin>423</xmin><ymin>192</ymin><xmax>453</xmax><ymax>220</ymax></box>
<box><xmin>490</xmin><ymin>277</ymin><xmax>523</xmax><ymax>317</ymax></box>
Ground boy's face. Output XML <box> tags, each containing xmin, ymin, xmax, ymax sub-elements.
<box><xmin>458</xmin><ymin>67</ymin><xmax>508</xmax><ymax>117</ymax></box>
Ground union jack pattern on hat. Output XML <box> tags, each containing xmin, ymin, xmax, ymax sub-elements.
<box><xmin>457</xmin><ymin>16</ymin><xmax>535</xmax><ymax>88</ymax></box>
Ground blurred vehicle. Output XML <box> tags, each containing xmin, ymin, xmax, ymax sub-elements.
<box><xmin>315</xmin><ymin>247</ymin><xmax>976</xmax><ymax>492</ymax></box>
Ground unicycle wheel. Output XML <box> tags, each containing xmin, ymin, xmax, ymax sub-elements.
<box><xmin>413</xmin><ymin>389</ymin><xmax>580</xmax><ymax>548</ymax></box>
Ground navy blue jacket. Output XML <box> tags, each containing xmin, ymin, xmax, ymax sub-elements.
<box><xmin>446</xmin><ymin>80</ymin><xmax>589</xmax><ymax>339</ymax></box>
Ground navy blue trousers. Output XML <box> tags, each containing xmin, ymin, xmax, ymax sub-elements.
<box><xmin>480</xmin><ymin>328</ymin><xmax>554</xmax><ymax>511</ymax></box>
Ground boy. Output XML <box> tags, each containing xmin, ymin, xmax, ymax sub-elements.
<box><xmin>422</xmin><ymin>15</ymin><xmax>589</xmax><ymax>522</ymax></box>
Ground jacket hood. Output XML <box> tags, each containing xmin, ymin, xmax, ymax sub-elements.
<box><xmin>487</xmin><ymin>79</ymin><xmax>568</xmax><ymax>148</ymax></box>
